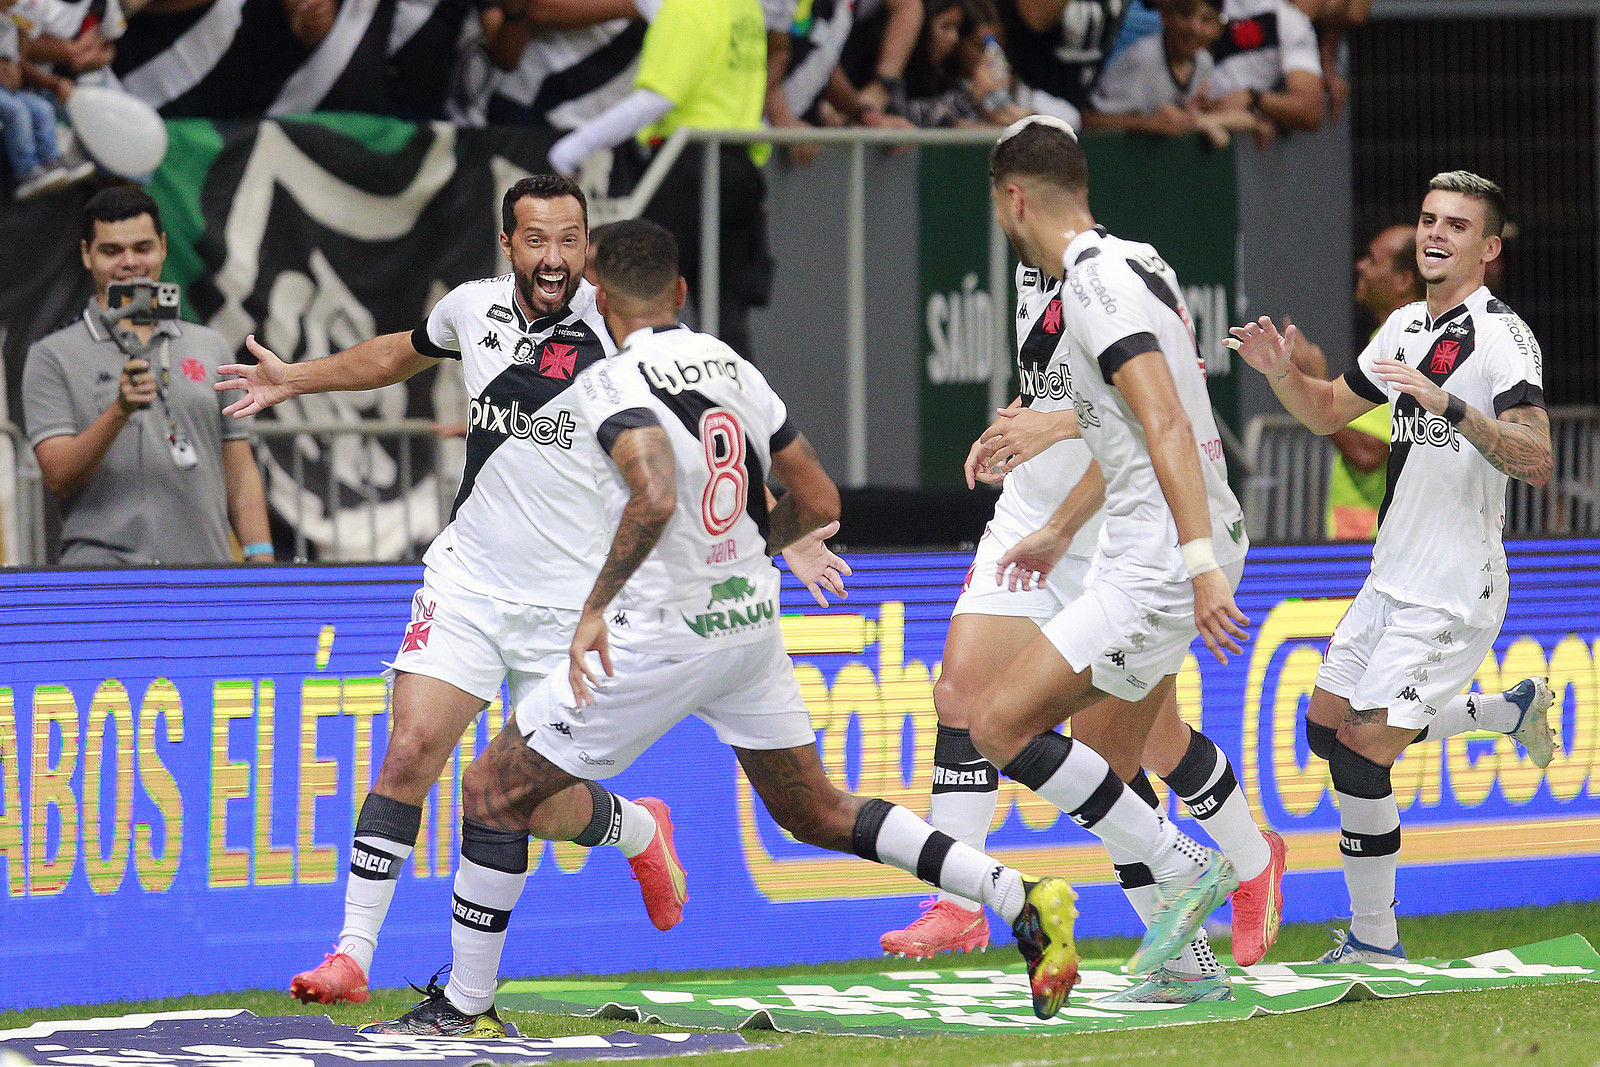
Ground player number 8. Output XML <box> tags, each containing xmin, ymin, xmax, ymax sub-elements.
<box><xmin>700</xmin><ymin>409</ymin><xmax>746</xmax><ymax>536</ymax></box>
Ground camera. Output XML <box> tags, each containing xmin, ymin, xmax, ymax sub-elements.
<box><xmin>106</xmin><ymin>278</ymin><xmax>181</xmax><ymax>323</ymax></box>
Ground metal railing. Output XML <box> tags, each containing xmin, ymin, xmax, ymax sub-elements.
<box><xmin>252</xmin><ymin>419</ymin><xmax>456</xmax><ymax>563</ymax></box>
<box><xmin>613</xmin><ymin>126</ymin><xmax>1009</xmax><ymax>488</ymax></box>
<box><xmin>1241</xmin><ymin>406</ymin><xmax>1600</xmax><ymax>542</ymax></box>
<box><xmin>0</xmin><ymin>419</ymin><xmax>45</xmax><ymax>566</ymax></box>
<box><xmin>0</xmin><ymin>418</ymin><xmax>454</xmax><ymax>566</ymax></box>
<box><xmin>8</xmin><ymin>407</ymin><xmax>1596</xmax><ymax>565</ymax></box>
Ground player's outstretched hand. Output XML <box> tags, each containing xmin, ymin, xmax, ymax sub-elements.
<box><xmin>1371</xmin><ymin>356</ymin><xmax>1448</xmax><ymax>414</ymax></box>
<box><xmin>995</xmin><ymin>524</ymin><xmax>1072</xmax><ymax>592</ymax></box>
<box><xmin>215</xmin><ymin>335</ymin><xmax>296</xmax><ymax>418</ymax></box>
<box><xmin>1226</xmin><ymin>316</ymin><xmax>1297</xmax><ymax>380</ymax></box>
<box><xmin>568</xmin><ymin>608</ymin><xmax>614</xmax><ymax>707</ymax></box>
<box><xmin>1193</xmin><ymin>567</ymin><xmax>1250</xmax><ymax>663</ymax></box>
<box><xmin>782</xmin><ymin>520</ymin><xmax>851</xmax><ymax>606</ymax></box>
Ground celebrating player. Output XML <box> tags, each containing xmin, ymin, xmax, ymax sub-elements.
<box><xmin>216</xmin><ymin>175</ymin><xmax>646</xmax><ymax>1005</ymax></box>
<box><xmin>1228</xmin><ymin>171</ymin><xmax>1555</xmax><ymax>962</ymax></box>
<box><xmin>880</xmin><ymin>249</ymin><xmax>1286</xmax><ymax>1001</ymax></box>
<box><xmin>362</xmin><ymin>219</ymin><xmax>1107</xmax><ymax>1032</ymax></box>
<box><xmin>958</xmin><ymin>115</ymin><xmax>1253</xmax><ymax>981</ymax></box>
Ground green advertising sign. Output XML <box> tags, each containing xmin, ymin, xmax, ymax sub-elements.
<box><xmin>917</xmin><ymin>134</ymin><xmax>1238</xmax><ymax>488</ymax></box>
<box><xmin>501</xmin><ymin>935</ymin><xmax>1600</xmax><ymax>1038</ymax></box>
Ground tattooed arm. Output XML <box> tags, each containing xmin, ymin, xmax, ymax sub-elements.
<box><xmin>1454</xmin><ymin>403</ymin><xmax>1553</xmax><ymax>487</ymax></box>
<box><xmin>767</xmin><ymin>432</ymin><xmax>841</xmax><ymax>553</ymax></box>
<box><xmin>1371</xmin><ymin>356</ymin><xmax>1552</xmax><ymax>487</ymax></box>
<box><xmin>569</xmin><ymin>424</ymin><xmax>676</xmax><ymax>704</ymax></box>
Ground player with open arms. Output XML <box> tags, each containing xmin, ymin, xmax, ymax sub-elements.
<box><xmin>880</xmin><ymin>218</ymin><xmax>1287</xmax><ymax>1002</ymax></box>
<box><xmin>957</xmin><ymin>115</ymin><xmax>1259</xmax><ymax>986</ymax></box>
<box><xmin>217</xmin><ymin>176</ymin><xmax>698</xmax><ymax>1006</ymax></box>
<box><xmin>1228</xmin><ymin>171</ymin><xmax>1555</xmax><ymax>963</ymax></box>
<box><xmin>361</xmin><ymin>218</ymin><xmax>1146</xmax><ymax>1032</ymax></box>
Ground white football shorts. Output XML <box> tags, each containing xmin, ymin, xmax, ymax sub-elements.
<box><xmin>1316</xmin><ymin>578</ymin><xmax>1505</xmax><ymax>730</ymax></box>
<box><xmin>517</xmin><ymin>629</ymin><xmax>817</xmax><ymax>779</ymax></box>
<box><xmin>385</xmin><ymin>568</ymin><xmax>579</xmax><ymax>709</ymax></box>
<box><xmin>1042</xmin><ymin>560</ymin><xmax>1245</xmax><ymax>703</ymax></box>
<box><xmin>952</xmin><ymin>522</ymin><xmax>1091</xmax><ymax>623</ymax></box>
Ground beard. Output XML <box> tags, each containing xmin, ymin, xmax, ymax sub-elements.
<box><xmin>516</xmin><ymin>265</ymin><xmax>580</xmax><ymax>316</ymax></box>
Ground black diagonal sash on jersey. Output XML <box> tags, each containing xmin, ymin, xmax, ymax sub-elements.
<box><xmin>451</xmin><ymin>336</ymin><xmax>607</xmax><ymax>520</ymax></box>
<box><xmin>527</xmin><ymin>20</ymin><xmax>649</xmax><ymax>120</ymax></box>
<box><xmin>1210</xmin><ymin>10</ymin><xmax>1282</xmax><ymax>64</ymax></box>
<box><xmin>1377</xmin><ymin>309</ymin><xmax>1477</xmax><ymax>530</ymax></box>
<box><xmin>643</xmin><ymin>377</ymin><xmax>772</xmax><ymax>540</ymax></box>
<box><xmin>1016</xmin><ymin>281</ymin><xmax>1063</xmax><ymax>406</ymax></box>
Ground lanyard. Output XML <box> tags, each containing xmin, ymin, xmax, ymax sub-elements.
<box><xmin>150</xmin><ymin>334</ymin><xmax>179</xmax><ymax>443</ymax></box>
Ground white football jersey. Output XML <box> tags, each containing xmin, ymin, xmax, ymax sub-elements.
<box><xmin>414</xmin><ymin>276</ymin><xmax>617</xmax><ymax>607</ymax></box>
<box><xmin>571</xmin><ymin>324</ymin><xmax>795</xmax><ymax>653</ymax></box>
<box><xmin>1058</xmin><ymin>227</ymin><xmax>1247</xmax><ymax>581</ymax></box>
<box><xmin>991</xmin><ymin>264</ymin><xmax>1102</xmax><ymax>558</ymax></box>
<box><xmin>486</xmin><ymin>0</ymin><xmax>662</xmax><ymax>129</ymax></box>
<box><xmin>1206</xmin><ymin>0</ymin><xmax>1320</xmax><ymax>99</ymax></box>
<box><xmin>1343</xmin><ymin>285</ymin><xmax>1544</xmax><ymax>625</ymax></box>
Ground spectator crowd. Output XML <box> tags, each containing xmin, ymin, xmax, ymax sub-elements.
<box><xmin>0</xmin><ymin>0</ymin><xmax>1366</xmax><ymax>194</ymax></box>
<box><xmin>2</xmin><ymin>0</ymin><xmax>1376</xmax><ymax>565</ymax></box>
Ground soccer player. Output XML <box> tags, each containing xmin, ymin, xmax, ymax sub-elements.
<box><xmin>961</xmin><ymin>114</ymin><xmax>1253</xmax><ymax>981</ymax></box>
<box><xmin>1228</xmin><ymin>171</ymin><xmax>1556</xmax><ymax>963</ymax></box>
<box><xmin>879</xmin><ymin>260</ymin><xmax>1287</xmax><ymax>1002</ymax></box>
<box><xmin>217</xmin><ymin>175</ymin><xmax>686</xmax><ymax>1006</ymax></box>
<box><xmin>363</xmin><ymin>218</ymin><xmax>1101</xmax><ymax>1033</ymax></box>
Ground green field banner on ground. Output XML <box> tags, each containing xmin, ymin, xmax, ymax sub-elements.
<box><xmin>916</xmin><ymin>134</ymin><xmax>1238</xmax><ymax>488</ymax></box>
<box><xmin>500</xmin><ymin>935</ymin><xmax>1600</xmax><ymax>1037</ymax></box>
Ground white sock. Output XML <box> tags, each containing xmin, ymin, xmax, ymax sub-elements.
<box><xmin>1337</xmin><ymin>791</ymin><xmax>1402</xmax><ymax>950</ymax></box>
<box><xmin>571</xmin><ymin>782</ymin><xmax>659</xmax><ymax>858</ymax></box>
<box><xmin>1163</xmin><ymin>731</ymin><xmax>1270</xmax><ymax>881</ymax></box>
<box><xmin>1107</xmin><ymin>822</ymin><xmax>1222</xmax><ymax>977</ymax></box>
<box><xmin>928</xmin><ymin>725</ymin><xmax>999</xmax><ymax>909</ymax></box>
<box><xmin>444</xmin><ymin>858</ymin><xmax>528</xmax><ymax>1015</ymax></box>
<box><xmin>1003</xmin><ymin>732</ymin><xmax>1210</xmax><ymax>886</ymax></box>
<box><xmin>854</xmin><ymin>800</ymin><xmax>1027</xmax><ymax>923</ymax></box>
<box><xmin>1424</xmin><ymin>689</ymin><xmax>1521</xmax><ymax>739</ymax></box>
<box><xmin>444</xmin><ymin>821</ymin><xmax>530</xmax><ymax>1016</ymax></box>
<box><xmin>337</xmin><ymin>794</ymin><xmax>422</xmax><ymax>975</ymax></box>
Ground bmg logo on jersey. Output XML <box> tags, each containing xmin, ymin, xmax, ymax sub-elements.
<box><xmin>468</xmin><ymin>397</ymin><xmax>577</xmax><ymax>447</ymax></box>
<box><xmin>1391</xmin><ymin>407</ymin><xmax>1460</xmax><ymax>451</ymax></box>
<box><xmin>642</xmin><ymin>354</ymin><xmax>742</xmax><ymax>394</ymax></box>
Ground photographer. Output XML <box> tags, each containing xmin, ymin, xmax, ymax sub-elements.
<box><xmin>21</xmin><ymin>186</ymin><xmax>274</xmax><ymax>565</ymax></box>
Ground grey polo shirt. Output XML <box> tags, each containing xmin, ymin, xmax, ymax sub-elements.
<box><xmin>21</xmin><ymin>304</ymin><xmax>254</xmax><ymax>565</ymax></box>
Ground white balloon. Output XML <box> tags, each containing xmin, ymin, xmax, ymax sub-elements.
<box><xmin>66</xmin><ymin>86</ymin><xmax>169</xmax><ymax>178</ymax></box>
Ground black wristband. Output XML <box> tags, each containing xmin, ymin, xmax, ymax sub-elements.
<box><xmin>1443</xmin><ymin>393</ymin><xmax>1468</xmax><ymax>425</ymax></box>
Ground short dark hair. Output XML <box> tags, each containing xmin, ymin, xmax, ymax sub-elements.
<box><xmin>82</xmin><ymin>185</ymin><xmax>164</xmax><ymax>246</ymax></box>
<box><xmin>594</xmin><ymin>218</ymin><xmax>679</xmax><ymax>300</ymax></box>
<box><xmin>988</xmin><ymin>117</ymin><xmax>1089</xmax><ymax>195</ymax></box>
<box><xmin>501</xmin><ymin>174</ymin><xmax>588</xmax><ymax>235</ymax></box>
<box><xmin>1427</xmin><ymin>170</ymin><xmax>1505</xmax><ymax>238</ymax></box>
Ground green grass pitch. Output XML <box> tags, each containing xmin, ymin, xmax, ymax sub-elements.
<box><xmin>3</xmin><ymin>901</ymin><xmax>1597</xmax><ymax>1066</ymax></box>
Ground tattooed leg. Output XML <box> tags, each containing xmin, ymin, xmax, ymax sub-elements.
<box><xmin>463</xmin><ymin>722</ymin><xmax>590</xmax><ymax>838</ymax></box>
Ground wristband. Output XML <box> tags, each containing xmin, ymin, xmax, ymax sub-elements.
<box><xmin>1181</xmin><ymin>537</ymin><xmax>1220</xmax><ymax>578</ymax></box>
<box><xmin>243</xmin><ymin>541</ymin><xmax>274</xmax><ymax>557</ymax></box>
<box><xmin>1443</xmin><ymin>393</ymin><xmax>1467</xmax><ymax>425</ymax></box>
